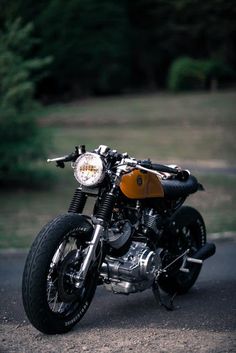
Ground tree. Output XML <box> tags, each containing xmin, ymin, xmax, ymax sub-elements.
<box><xmin>0</xmin><ymin>19</ymin><xmax>52</xmax><ymax>186</ymax></box>
<box><xmin>36</xmin><ymin>0</ymin><xmax>130</xmax><ymax>95</ymax></box>
<box><xmin>1</xmin><ymin>0</ymin><xmax>235</xmax><ymax>95</ymax></box>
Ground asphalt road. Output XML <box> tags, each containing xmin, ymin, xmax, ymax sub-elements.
<box><xmin>0</xmin><ymin>238</ymin><xmax>236</xmax><ymax>353</ymax></box>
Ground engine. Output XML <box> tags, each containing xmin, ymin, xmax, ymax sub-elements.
<box><xmin>107</xmin><ymin>208</ymin><xmax>163</xmax><ymax>250</ymax></box>
<box><xmin>100</xmin><ymin>242</ymin><xmax>160</xmax><ymax>294</ymax></box>
<box><xmin>142</xmin><ymin>208</ymin><xmax>163</xmax><ymax>234</ymax></box>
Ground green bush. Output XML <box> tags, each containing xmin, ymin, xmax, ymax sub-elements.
<box><xmin>167</xmin><ymin>57</ymin><xmax>235</xmax><ymax>92</ymax></box>
<box><xmin>0</xmin><ymin>19</ymin><xmax>52</xmax><ymax>187</ymax></box>
<box><xmin>201</xmin><ymin>59</ymin><xmax>235</xmax><ymax>89</ymax></box>
<box><xmin>167</xmin><ymin>57</ymin><xmax>205</xmax><ymax>91</ymax></box>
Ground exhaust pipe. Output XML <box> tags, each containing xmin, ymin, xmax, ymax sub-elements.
<box><xmin>179</xmin><ymin>243</ymin><xmax>216</xmax><ymax>273</ymax></box>
<box><xmin>186</xmin><ymin>243</ymin><xmax>216</xmax><ymax>266</ymax></box>
<box><xmin>192</xmin><ymin>242</ymin><xmax>216</xmax><ymax>261</ymax></box>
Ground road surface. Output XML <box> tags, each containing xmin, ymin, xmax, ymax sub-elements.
<box><xmin>0</xmin><ymin>238</ymin><xmax>236</xmax><ymax>353</ymax></box>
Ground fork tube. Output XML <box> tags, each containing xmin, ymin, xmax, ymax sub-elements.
<box><xmin>74</xmin><ymin>224</ymin><xmax>104</xmax><ymax>288</ymax></box>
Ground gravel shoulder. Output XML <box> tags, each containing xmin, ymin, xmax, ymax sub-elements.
<box><xmin>0</xmin><ymin>238</ymin><xmax>236</xmax><ymax>353</ymax></box>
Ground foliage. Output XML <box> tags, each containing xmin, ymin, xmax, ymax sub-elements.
<box><xmin>201</xmin><ymin>59</ymin><xmax>235</xmax><ymax>88</ymax></box>
<box><xmin>35</xmin><ymin>0</ymin><xmax>131</xmax><ymax>95</ymax></box>
<box><xmin>167</xmin><ymin>57</ymin><xmax>235</xmax><ymax>91</ymax></box>
<box><xmin>1</xmin><ymin>0</ymin><xmax>236</xmax><ymax>96</ymax></box>
<box><xmin>167</xmin><ymin>57</ymin><xmax>205</xmax><ymax>91</ymax></box>
<box><xmin>0</xmin><ymin>19</ymin><xmax>52</xmax><ymax>186</ymax></box>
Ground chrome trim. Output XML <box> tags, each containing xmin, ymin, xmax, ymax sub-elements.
<box><xmin>74</xmin><ymin>224</ymin><xmax>103</xmax><ymax>288</ymax></box>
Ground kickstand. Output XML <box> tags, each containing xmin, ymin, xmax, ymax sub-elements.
<box><xmin>152</xmin><ymin>282</ymin><xmax>177</xmax><ymax>311</ymax></box>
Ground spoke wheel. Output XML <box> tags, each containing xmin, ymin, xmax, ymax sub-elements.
<box><xmin>47</xmin><ymin>238</ymin><xmax>84</xmax><ymax>314</ymax></box>
<box><xmin>158</xmin><ymin>206</ymin><xmax>206</xmax><ymax>295</ymax></box>
<box><xmin>22</xmin><ymin>213</ymin><xmax>98</xmax><ymax>334</ymax></box>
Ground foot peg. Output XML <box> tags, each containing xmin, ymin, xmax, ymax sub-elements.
<box><xmin>186</xmin><ymin>257</ymin><xmax>203</xmax><ymax>264</ymax></box>
<box><xmin>180</xmin><ymin>256</ymin><xmax>203</xmax><ymax>273</ymax></box>
<box><xmin>179</xmin><ymin>243</ymin><xmax>216</xmax><ymax>273</ymax></box>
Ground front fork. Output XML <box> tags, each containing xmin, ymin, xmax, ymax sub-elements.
<box><xmin>72</xmin><ymin>191</ymin><xmax>117</xmax><ymax>288</ymax></box>
<box><xmin>70</xmin><ymin>169</ymin><xmax>122</xmax><ymax>288</ymax></box>
<box><xmin>74</xmin><ymin>223</ymin><xmax>104</xmax><ymax>288</ymax></box>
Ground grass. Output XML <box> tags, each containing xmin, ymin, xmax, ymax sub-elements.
<box><xmin>42</xmin><ymin>90</ymin><xmax>236</xmax><ymax>163</ymax></box>
<box><xmin>0</xmin><ymin>90</ymin><xmax>236</xmax><ymax>248</ymax></box>
<box><xmin>188</xmin><ymin>174</ymin><xmax>236</xmax><ymax>234</ymax></box>
<box><xmin>0</xmin><ymin>175</ymin><xmax>75</xmax><ymax>248</ymax></box>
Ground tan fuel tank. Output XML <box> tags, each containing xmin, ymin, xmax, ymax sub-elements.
<box><xmin>120</xmin><ymin>169</ymin><xmax>164</xmax><ymax>199</ymax></box>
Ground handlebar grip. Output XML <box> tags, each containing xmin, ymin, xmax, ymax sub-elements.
<box><xmin>64</xmin><ymin>153</ymin><xmax>76</xmax><ymax>162</ymax></box>
<box><xmin>47</xmin><ymin>152</ymin><xmax>78</xmax><ymax>164</ymax></box>
<box><xmin>145</xmin><ymin>163</ymin><xmax>179</xmax><ymax>174</ymax></box>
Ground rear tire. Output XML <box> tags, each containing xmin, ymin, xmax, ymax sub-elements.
<box><xmin>22</xmin><ymin>213</ymin><xmax>98</xmax><ymax>334</ymax></box>
<box><xmin>158</xmin><ymin>206</ymin><xmax>206</xmax><ymax>295</ymax></box>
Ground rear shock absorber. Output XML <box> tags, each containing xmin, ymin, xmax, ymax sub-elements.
<box><xmin>68</xmin><ymin>188</ymin><xmax>87</xmax><ymax>213</ymax></box>
<box><xmin>95</xmin><ymin>193</ymin><xmax>116</xmax><ymax>222</ymax></box>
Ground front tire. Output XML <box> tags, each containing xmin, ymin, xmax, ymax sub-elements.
<box><xmin>158</xmin><ymin>206</ymin><xmax>206</xmax><ymax>295</ymax></box>
<box><xmin>22</xmin><ymin>213</ymin><xmax>98</xmax><ymax>334</ymax></box>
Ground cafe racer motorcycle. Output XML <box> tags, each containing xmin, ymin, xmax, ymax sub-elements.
<box><xmin>22</xmin><ymin>145</ymin><xmax>216</xmax><ymax>334</ymax></box>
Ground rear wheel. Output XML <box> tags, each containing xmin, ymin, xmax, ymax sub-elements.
<box><xmin>22</xmin><ymin>213</ymin><xmax>99</xmax><ymax>334</ymax></box>
<box><xmin>158</xmin><ymin>206</ymin><xmax>206</xmax><ymax>294</ymax></box>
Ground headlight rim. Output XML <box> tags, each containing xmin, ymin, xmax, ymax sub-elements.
<box><xmin>73</xmin><ymin>152</ymin><xmax>105</xmax><ymax>187</ymax></box>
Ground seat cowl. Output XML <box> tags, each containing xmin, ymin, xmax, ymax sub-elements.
<box><xmin>161</xmin><ymin>175</ymin><xmax>199</xmax><ymax>199</ymax></box>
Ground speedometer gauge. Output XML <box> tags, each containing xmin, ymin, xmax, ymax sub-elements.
<box><xmin>73</xmin><ymin>152</ymin><xmax>105</xmax><ymax>187</ymax></box>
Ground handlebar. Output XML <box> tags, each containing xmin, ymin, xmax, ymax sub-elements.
<box><xmin>123</xmin><ymin>159</ymin><xmax>189</xmax><ymax>180</ymax></box>
<box><xmin>47</xmin><ymin>154</ymin><xmax>75</xmax><ymax>168</ymax></box>
<box><xmin>125</xmin><ymin>159</ymin><xmax>178</xmax><ymax>174</ymax></box>
<box><xmin>47</xmin><ymin>145</ymin><xmax>189</xmax><ymax>180</ymax></box>
<box><xmin>47</xmin><ymin>152</ymin><xmax>77</xmax><ymax>163</ymax></box>
<box><xmin>141</xmin><ymin>162</ymin><xmax>179</xmax><ymax>175</ymax></box>
<box><xmin>47</xmin><ymin>146</ymin><xmax>82</xmax><ymax>168</ymax></box>
<box><xmin>47</xmin><ymin>155</ymin><xmax>70</xmax><ymax>163</ymax></box>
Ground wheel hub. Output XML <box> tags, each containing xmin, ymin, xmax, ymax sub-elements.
<box><xmin>57</xmin><ymin>250</ymin><xmax>83</xmax><ymax>302</ymax></box>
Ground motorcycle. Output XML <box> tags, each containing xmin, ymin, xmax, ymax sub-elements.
<box><xmin>22</xmin><ymin>144</ymin><xmax>216</xmax><ymax>334</ymax></box>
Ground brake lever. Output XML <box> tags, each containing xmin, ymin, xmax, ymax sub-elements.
<box><xmin>47</xmin><ymin>150</ymin><xmax>79</xmax><ymax>165</ymax></box>
<box><xmin>47</xmin><ymin>155</ymin><xmax>69</xmax><ymax>163</ymax></box>
<box><xmin>136</xmin><ymin>164</ymin><xmax>163</xmax><ymax>177</ymax></box>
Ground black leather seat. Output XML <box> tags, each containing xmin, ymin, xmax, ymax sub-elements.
<box><xmin>161</xmin><ymin>175</ymin><xmax>199</xmax><ymax>199</ymax></box>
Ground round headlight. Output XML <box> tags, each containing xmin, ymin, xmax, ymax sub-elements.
<box><xmin>73</xmin><ymin>152</ymin><xmax>105</xmax><ymax>187</ymax></box>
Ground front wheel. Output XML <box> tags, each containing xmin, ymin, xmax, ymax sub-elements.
<box><xmin>158</xmin><ymin>206</ymin><xmax>206</xmax><ymax>295</ymax></box>
<box><xmin>22</xmin><ymin>213</ymin><xmax>98</xmax><ymax>334</ymax></box>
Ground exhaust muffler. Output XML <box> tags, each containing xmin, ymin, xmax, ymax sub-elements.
<box><xmin>191</xmin><ymin>242</ymin><xmax>216</xmax><ymax>261</ymax></box>
<box><xmin>180</xmin><ymin>243</ymin><xmax>216</xmax><ymax>272</ymax></box>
